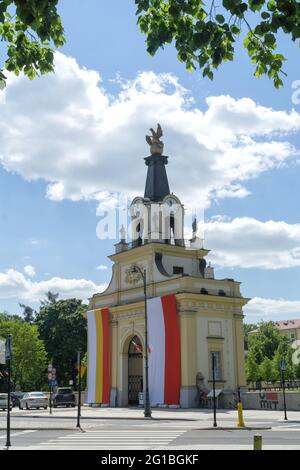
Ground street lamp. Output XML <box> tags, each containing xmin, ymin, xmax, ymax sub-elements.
<box><xmin>131</xmin><ymin>265</ymin><xmax>152</xmax><ymax>418</ymax></box>
<box><xmin>5</xmin><ymin>335</ymin><xmax>12</xmax><ymax>448</ymax></box>
<box><xmin>47</xmin><ymin>363</ymin><xmax>57</xmax><ymax>415</ymax></box>
<box><xmin>280</xmin><ymin>359</ymin><xmax>288</xmax><ymax>421</ymax></box>
<box><xmin>212</xmin><ymin>352</ymin><xmax>217</xmax><ymax>428</ymax></box>
<box><xmin>76</xmin><ymin>350</ymin><xmax>82</xmax><ymax>428</ymax></box>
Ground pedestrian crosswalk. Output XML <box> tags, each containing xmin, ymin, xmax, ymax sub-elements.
<box><xmin>27</xmin><ymin>429</ymin><xmax>186</xmax><ymax>449</ymax></box>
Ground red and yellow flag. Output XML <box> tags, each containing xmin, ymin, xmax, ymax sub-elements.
<box><xmin>87</xmin><ymin>308</ymin><xmax>111</xmax><ymax>404</ymax></box>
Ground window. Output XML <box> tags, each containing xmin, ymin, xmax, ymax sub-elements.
<box><xmin>210</xmin><ymin>351</ymin><xmax>222</xmax><ymax>380</ymax></box>
<box><xmin>173</xmin><ymin>266</ymin><xmax>184</xmax><ymax>275</ymax></box>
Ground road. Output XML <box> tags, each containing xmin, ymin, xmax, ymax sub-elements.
<box><xmin>0</xmin><ymin>407</ymin><xmax>300</xmax><ymax>450</ymax></box>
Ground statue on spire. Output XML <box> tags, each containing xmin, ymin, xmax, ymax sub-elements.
<box><xmin>146</xmin><ymin>123</ymin><xmax>164</xmax><ymax>155</ymax></box>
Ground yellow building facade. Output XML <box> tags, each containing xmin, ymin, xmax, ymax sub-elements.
<box><xmin>87</xmin><ymin>126</ymin><xmax>248</xmax><ymax>408</ymax></box>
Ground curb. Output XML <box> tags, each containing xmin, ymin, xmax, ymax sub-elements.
<box><xmin>195</xmin><ymin>426</ymin><xmax>272</xmax><ymax>430</ymax></box>
<box><xmin>0</xmin><ymin>427</ymin><xmax>84</xmax><ymax>431</ymax></box>
<box><xmin>5</xmin><ymin>415</ymin><xmax>196</xmax><ymax>422</ymax></box>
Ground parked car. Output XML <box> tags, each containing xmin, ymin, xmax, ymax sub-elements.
<box><xmin>11</xmin><ymin>391</ymin><xmax>24</xmax><ymax>407</ymax></box>
<box><xmin>52</xmin><ymin>387</ymin><xmax>76</xmax><ymax>408</ymax></box>
<box><xmin>0</xmin><ymin>393</ymin><xmax>12</xmax><ymax>411</ymax></box>
<box><xmin>19</xmin><ymin>392</ymin><xmax>48</xmax><ymax>410</ymax></box>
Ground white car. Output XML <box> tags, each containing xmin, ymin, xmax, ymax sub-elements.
<box><xmin>0</xmin><ymin>393</ymin><xmax>12</xmax><ymax>411</ymax></box>
<box><xmin>19</xmin><ymin>392</ymin><xmax>48</xmax><ymax>410</ymax></box>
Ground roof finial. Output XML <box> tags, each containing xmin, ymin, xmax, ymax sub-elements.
<box><xmin>146</xmin><ymin>123</ymin><xmax>164</xmax><ymax>155</ymax></box>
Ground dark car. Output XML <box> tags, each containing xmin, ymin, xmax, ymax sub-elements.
<box><xmin>52</xmin><ymin>387</ymin><xmax>76</xmax><ymax>408</ymax></box>
<box><xmin>10</xmin><ymin>391</ymin><xmax>24</xmax><ymax>407</ymax></box>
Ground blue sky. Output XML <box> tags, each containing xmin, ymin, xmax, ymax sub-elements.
<box><xmin>1</xmin><ymin>0</ymin><xmax>300</xmax><ymax>323</ymax></box>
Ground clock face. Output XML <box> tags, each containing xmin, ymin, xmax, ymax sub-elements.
<box><xmin>165</xmin><ymin>197</ymin><xmax>178</xmax><ymax>208</ymax></box>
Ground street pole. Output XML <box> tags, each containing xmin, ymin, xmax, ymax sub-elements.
<box><xmin>281</xmin><ymin>368</ymin><xmax>288</xmax><ymax>421</ymax></box>
<box><xmin>77</xmin><ymin>350</ymin><xmax>82</xmax><ymax>428</ymax></box>
<box><xmin>5</xmin><ymin>334</ymin><xmax>11</xmax><ymax>448</ymax></box>
<box><xmin>143</xmin><ymin>269</ymin><xmax>151</xmax><ymax>418</ymax></box>
<box><xmin>49</xmin><ymin>382</ymin><xmax>53</xmax><ymax>415</ymax></box>
<box><xmin>131</xmin><ymin>265</ymin><xmax>151</xmax><ymax>418</ymax></box>
<box><xmin>212</xmin><ymin>353</ymin><xmax>217</xmax><ymax>427</ymax></box>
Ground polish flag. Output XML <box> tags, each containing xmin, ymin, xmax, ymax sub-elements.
<box><xmin>147</xmin><ymin>294</ymin><xmax>181</xmax><ymax>406</ymax></box>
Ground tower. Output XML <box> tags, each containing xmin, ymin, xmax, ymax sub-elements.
<box><xmin>87</xmin><ymin>125</ymin><xmax>249</xmax><ymax>409</ymax></box>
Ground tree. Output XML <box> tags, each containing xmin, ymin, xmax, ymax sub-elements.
<box><xmin>40</xmin><ymin>291</ymin><xmax>59</xmax><ymax>307</ymax></box>
<box><xmin>0</xmin><ymin>0</ymin><xmax>64</xmax><ymax>88</ymax></box>
<box><xmin>1</xmin><ymin>1</ymin><xmax>299</xmax><ymax>89</ymax></box>
<box><xmin>136</xmin><ymin>0</ymin><xmax>300</xmax><ymax>88</ymax></box>
<box><xmin>35</xmin><ymin>298</ymin><xmax>87</xmax><ymax>386</ymax></box>
<box><xmin>246</xmin><ymin>321</ymin><xmax>299</xmax><ymax>383</ymax></box>
<box><xmin>0</xmin><ymin>319</ymin><xmax>47</xmax><ymax>391</ymax></box>
<box><xmin>259</xmin><ymin>356</ymin><xmax>276</xmax><ymax>382</ymax></box>
<box><xmin>19</xmin><ymin>303</ymin><xmax>36</xmax><ymax>323</ymax></box>
<box><xmin>243</xmin><ymin>323</ymin><xmax>257</xmax><ymax>350</ymax></box>
<box><xmin>245</xmin><ymin>351</ymin><xmax>260</xmax><ymax>383</ymax></box>
<box><xmin>272</xmin><ymin>336</ymin><xmax>295</xmax><ymax>381</ymax></box>
<box><xmin>0</xmin><ymin>311</ymin><xmax>24</xmax><ymax>322</ymax></box>
<box><xmin>247</xmin><ymin>321</ymin><xmax>282</xmax><ymax>363</ymax></box>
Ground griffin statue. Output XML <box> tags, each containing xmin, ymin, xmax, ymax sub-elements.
<box><xmin>146</xmin><ymin>123</ymin><xmax>164</xmax><ymax>155</ymax></box>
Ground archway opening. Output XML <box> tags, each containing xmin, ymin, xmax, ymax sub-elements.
<box><xmin>128</xmin><ymin>335</ymin><xmax>143</xmax><ymax>405</ymax></box>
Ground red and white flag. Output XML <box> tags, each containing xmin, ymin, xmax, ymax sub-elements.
<box><xmin>147</xmin><ymin>294</ymin><xmax>181</xmax><ymax>406</ymax></box>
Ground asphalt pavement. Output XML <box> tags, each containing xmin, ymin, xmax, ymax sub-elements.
<box><xmin>0</xmin><ymin>407</ymin><xmax>299</xmax><ymax>450</ymax></box>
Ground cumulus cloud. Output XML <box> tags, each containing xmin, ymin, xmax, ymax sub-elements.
<box><xmin>203</xmin><ymin>217</ymin><xmax>300</xmax><ymax>269</ymax></box>
<box><xmin>23</xmin><ymin>265</ymin><xmax>36</xmax><ymax>278</ymax></box>
<box><xmin>0</xmin><ymin>52</ymin><xmax>299</xmax><ymax>210</ymax></box>
<box><xmin>245</xmin><ymin>297</ymin><xmax>300</xmax><ymax>320</ymax></box>
<box><xmin>0</xmin><ymin>269</ymin><xmax>106</xmax><ymax>303</ymax></box>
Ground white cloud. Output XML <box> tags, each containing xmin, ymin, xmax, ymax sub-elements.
<box><xmin>203</xmin><ymin>217</ymin><xmax>300</xmax><ymax>269</ymax></box>
<box><xmin>245</xmin><ymin>297</ymin><xmax>300</xmax><ymax>321</ymax></box>
<box><xmin>0</xmin><ymin>268</ymin><xmax>106</xmax><ymax>303</ymax></box>
<box><xmin>23</xmin><ymin>265</ymin><xmax>36</xmax><ymax>278</ymax></box>
<box><xmin>96</xmin><ymin>265</ymin><xmax>108</xmax><ymax>271</ymax></box>
<box><xmin>0</xmin><ymin>52</ymin><xmax>299</xmax><ymax>210</ymax></box>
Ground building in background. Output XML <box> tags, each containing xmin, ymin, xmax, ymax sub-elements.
<box><xmin>274</xmin><ymin>319</ymin><xmax>300</xmax><ymax>343</ymax></box>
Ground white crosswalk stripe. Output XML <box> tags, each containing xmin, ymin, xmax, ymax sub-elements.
<box><xmin>27</xmin><ymin>429</ymin><xmax>186</xmax><ymax>449</ymax></box>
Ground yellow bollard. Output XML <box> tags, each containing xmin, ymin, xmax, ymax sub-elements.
<box><xmin>253</xmin><ymin>434</ymin><xmax>262</xmax><ymax>450</ymax></box>
<box><xmin>237</xmin><ymin>400</ymin><xmax>245</xmax><ymax>427</ymax></box>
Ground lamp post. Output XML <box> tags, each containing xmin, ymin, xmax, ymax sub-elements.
<box><xmin>280</xmin><ymin>359</ymin><xmax>288</xmax><ymax>421</ymax></box>
<box><xmin>131</xmin><ymin>265</ymin><xmax>152</xmax><ymax>418</ymax></box>
<box><xmin>47</xmin><ymin>363</ymin><xmax>56</xmax><ymax>415</ymax></box>
<box><xmin>212</xmin><ymin>352</ymin><xmax>217</xmax><ymax>428</ymax></box>
<box><xmin>76</xmin><ymin>350</ymin><xmax>82</xmax><ymax>428</ymax></box>
<box><xmin>5</xmin><ymin>335</ymin><xmax>12</xmax><ymax>448</ymax></box>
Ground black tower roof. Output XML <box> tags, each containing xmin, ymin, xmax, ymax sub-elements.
<box><xmin>144</xmin><ymin>154</ymin><xmax>170</xmax><ymax>202</ymax></box>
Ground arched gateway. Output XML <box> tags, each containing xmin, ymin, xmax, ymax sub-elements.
<box><xmin>86</xmin><ymin>125</ymin><xmax>248</xmax><ymax>409</ymax></box>
<box><xmin>128</xmin><ymin>336</ymin><xmax>143</xmax><ymax>405</ymax></box>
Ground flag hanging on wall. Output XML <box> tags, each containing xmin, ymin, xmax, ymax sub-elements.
<box><xmin>147</xmin><ymin>294</ymin><xmax>181</xmax><ymax>406</ymax></box>
<box><xmin>87</xmin><ymin>308</ymin><xmax>111</xmax><ymax>404</ymax></box>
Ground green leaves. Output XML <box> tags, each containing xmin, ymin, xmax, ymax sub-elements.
<box><xmin>135</xmin><ymin>0</ymin><xmax>300</xmax><ymax>88</ymax></box>
<box><xmin>35</xmin><ymin>298</ymin><xmax>87</xmax><ymax>385</ymax></box>
<box><xmin>216</xmin><ymin>14</ymin><xmax>225</xmax><ymax>24</ymax></box>
<box><xmin>0</xmin><ymin>0</ymin><xmax>65</xmax><ymax>87</ymax></box>
<box><xmin>0</xmin><ymin>320</ymin><xmax>47</xmax><ymax>391</ymax></box>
